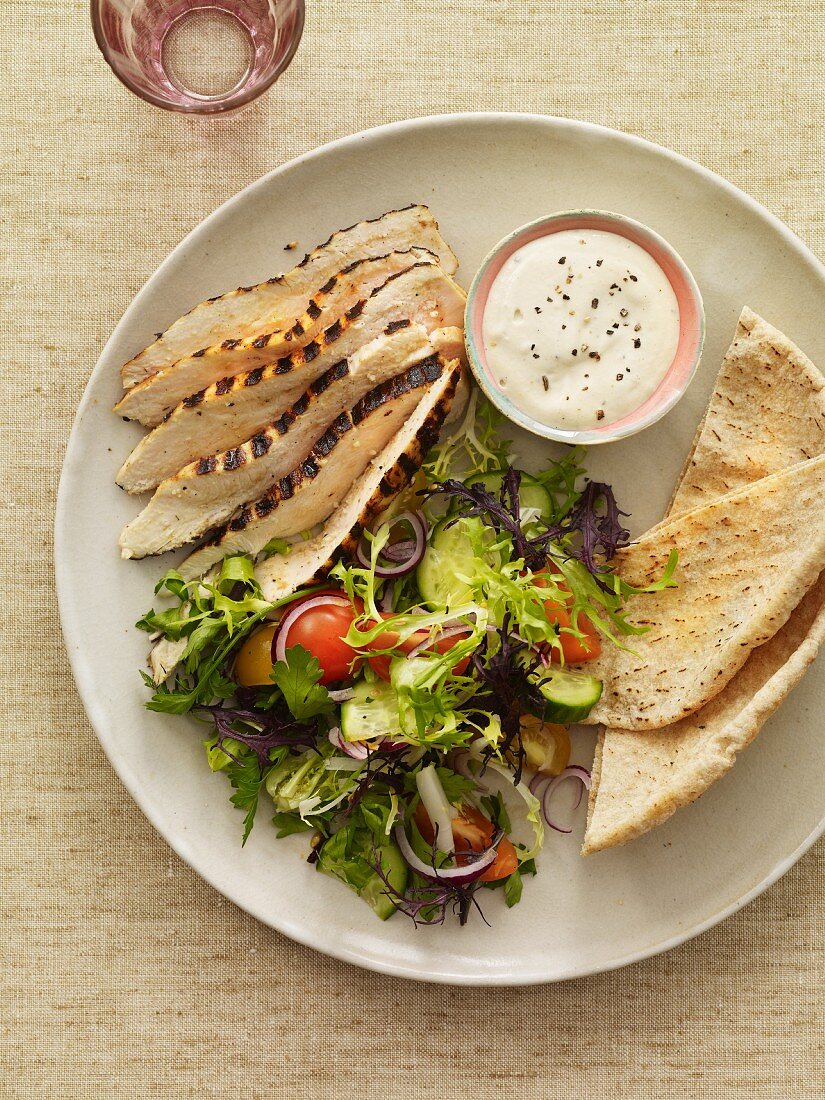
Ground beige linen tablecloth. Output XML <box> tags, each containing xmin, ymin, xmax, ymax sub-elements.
<box><xmin>2</xmin><ymin>2</ymin><xmax>823</xmax><ymax>1096</ymax></box>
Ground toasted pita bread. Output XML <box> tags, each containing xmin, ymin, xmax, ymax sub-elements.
<box><xmin>579</xmin><ymin>454</ymin><xmax>825</xmax><ymax>731</ymax></box>
<box><xmin>667</xmin><ymin>308</ymin><xmax>825</xmax><ymax>517</ymax></box>
<box><xmin>583</xmin><ymin>576</ymin><xmax>825</xmax><ymax>853</ymax></box>
<box><xmin>583</xmin><ymin>309</ymin><xmax>825</xmax><ymax>854</ymax></box>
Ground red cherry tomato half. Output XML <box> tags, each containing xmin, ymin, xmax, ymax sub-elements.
<box><xmin>414</xmin><ymin>802</ymin><xmax>518</xmax><ymax>882</ymax></box>
<box><xmin>542</xmin><ymin>604</ymin><xmax>602</xmax><ymax>663</ymax></box>
<box><xmin>534</xmin><ymin>568</ymin><xmax>602</xmax><ymax>663</ymax></box>
<box><xmin>273</xmin><ymin>589</ymin><xmax>363</xmax><ymax>685</ymax></box>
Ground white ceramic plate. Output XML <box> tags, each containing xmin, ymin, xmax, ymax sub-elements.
<box><xmin>56</xmin><ymin>114</ymin><xmax>825</xmax><ymax>985</ymax></box>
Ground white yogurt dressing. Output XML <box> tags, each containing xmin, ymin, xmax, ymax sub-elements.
<box><xmin>482</xmin><ymin>228</ymin><xmax>680</xmax><ymax>430</ymax></box>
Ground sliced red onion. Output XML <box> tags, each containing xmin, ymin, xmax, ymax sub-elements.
<box><xmin>378</xmin><ymin>582</ymin><xmax>395</xmax><ymax>614</ymax></box>
<box><xmin>406</xmin><ymin>624</ymin><xmax>470</xmax><ymax>660</ymax></box>
<box><xmin>328</xmin><ymin>726</ymin><xmax>403</xmax><ymax>758</ymax></box>
<box><xmin>327</xmin><ymin>726</ymin><xmax>370</xmax><ymax>760</ymax></box>
<box><xmin>355</xmin><ymin>511</ymin><xmax>428</xmax><ymax>577</ymax></box>
<box><xmin>538</xmin><ymin>765</ymin><xmax>592</xmax><ymax>834</ymax></box>
<box><xmin>393</xmin><ymin>509</ymin><xmax>428</xmax><ymax>536</ymax></box>
<box><xmin>528</xmin><ymin>772</ymin><xmax>546</xmax><ymax>797</ymax></box>
<box><xmin>449</xmin><ymin>737</ymin><xmax>489</xmax><ymax>782</ymax></box>
<box><xmin>273</xmin><ymin>594</ymin><xmax>351</xmax><ymax>664</ymax></box>
<box><xmin>327</xmin><ymin>687</ymin><xmax>355</xmax><ymax>703</ymax></box>
<box><xmin>393</xmin><ymin>825</ymin><xmax>497</xmax><ymax>884</ymax></box>
<box><xmin>354</xmin><ymin>541</ymin><xmax>372</xmax><ymax>569</ymax></box>
<box><xmin>566</xmin><ymin>765</ymin><xmax>593</xmax><ymax>807</ymax></box>
<box><xmin>380</xmin><ymin>538</ymin><xmax>418</xmax><ymax>564</ymax></box>
<box><xmin>451</xmin><ymin>747</ymin><xmax>493</xmax><ymax>785</ymax></box>
<box><xmin>450</xmin><ymin>749</ymin><xmax>475</xmax><ymax>783</ymax></box>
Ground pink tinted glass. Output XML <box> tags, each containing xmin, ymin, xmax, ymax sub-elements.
<box><xmin>91</xmin><ymin>0</ymin><xmax>305</xmax><ymax>114</ymax></box>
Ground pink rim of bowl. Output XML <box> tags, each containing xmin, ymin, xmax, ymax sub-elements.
<box><xmin>465</xmin><ymin>210</ymin><xmax>705</xmax><ymax>445</ymax></box>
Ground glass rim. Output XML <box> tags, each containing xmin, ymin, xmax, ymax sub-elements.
<box><xmin>90</xmin><ymin>0</ymin><xmax>306</xmax><ymax>115</ymax></box>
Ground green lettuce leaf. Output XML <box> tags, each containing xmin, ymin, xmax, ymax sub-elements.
<box><xmin>422</xmin><ymin>389</ymin><xmax>512</xmax><ymax>482</ymax></box>
<box><xmin>224</xmin><ymin>751</ymin><xmax>267</xmax><ymax>846</ymax></box>
<box><xmin>270</xmin><ymin>644</ymin><xmax>334</xmax><ymax>722</ymax></box>
<box><xmin>264</xmin><ymin>742</ymin><xmax>359</xmax><ymax>821</ymax></box>
<box><xmin>316</xmin><ymin>790</ymin><xmax>409</xmax><ymax>919</ymax></box>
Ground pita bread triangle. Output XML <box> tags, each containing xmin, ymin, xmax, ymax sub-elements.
<box><xmin>579</xmin><ymin>452</ymin><xmax>825</xmax><ymax>730</ymax></box>
<box><xmin>583</xmin><ymin>308</ymin><xmax>825</xmax><ymax>854</ymax></box>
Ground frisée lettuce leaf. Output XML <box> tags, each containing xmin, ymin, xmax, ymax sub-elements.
<box><xmin>422</xmin><ymin>389</ymin><xmax>512</xmax><ymax>482</ymax></box>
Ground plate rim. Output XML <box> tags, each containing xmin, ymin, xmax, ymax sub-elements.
<box><xmin>55</xmin><ymin>111</ymin><xmax>825</xmax><ymax>985</ymax></box>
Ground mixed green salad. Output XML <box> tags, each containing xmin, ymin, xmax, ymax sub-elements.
<box><xmin>139</xmin><ymin>394</ymin><xmax>676</xmax><ymax>925</ymax></box>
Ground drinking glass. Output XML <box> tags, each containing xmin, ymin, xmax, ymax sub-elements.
<box><xmin>91</xmin><ymin>0</ymin><xmax>305</xmax><ymax>114</ymax></box>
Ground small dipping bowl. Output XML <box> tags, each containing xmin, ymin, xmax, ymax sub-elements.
<box><xmin>465</xmin><ymin>210</ymin><xmax>705</xmax><ymax>444</ymax></box>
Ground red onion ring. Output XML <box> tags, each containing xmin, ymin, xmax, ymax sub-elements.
<box><xmin>533</xmin><ymin>765</ymin><xmax>592</xmax><ymax>834</ymax></box>
<box><xmin>273</xmin><ymin>594</ymin><xmax>351</xmax><ymax>664</ymax></box>
<box><xmin>328</xmin><ymin>727</ymin><xmax>404</xmax><ymax>758</ymax></box>
<box><xmin>327</xmin><ymin>687</ymin><xmax>355</xmax><ymax>703</ymax></box>
<box><xmin>327</xmin><ymin>727</ymin><xmax>370</xmax><ymax>760</ymax></box>
<box><xmin>378</xmin><ymin>582</ymin><xmax>395</xmax><ymax>614</ymax></box>
<box><xmin>355</xmin><ymin>511</ymin><xmax>428</xmax><ymax>577</ymax></box>
<box><xmin>380</xmin><ymin>538</ymin><xmax>417</xmax><ymax>564</ymax></box>
<box><xmin>450</xmin><ymin>749</ymin><xmax>471</xmax><ymax>780</ymax></box>
<box><xmin>406</xmin><ymin>624</ymin><xmax>470</xmax><ymax>660</ymax></box>
<box><xmin>528</xmin><ymin>773</ymin><xmax>546</xmax><ymax>797</ymax></box>
<box><xmin>393</xmin><ymin>825</ymin><xmax>497</xmax><ymax>884</ymax></box>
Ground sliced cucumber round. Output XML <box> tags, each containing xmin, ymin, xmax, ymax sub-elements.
<box><xmin>416</xmin><ymin>516</ymin><xmax>496</xmax><ymax>609</ymax></box>
<box><xmin>528</xmin><ymin>666</ymin><xmax>603</xmax><ymax>724</ymax></box>
<box><xmin>340</xmin><ymin>679</ymin><xmax>402</xmax><ymax>742</ymax></box>
<box><xmin>478</xmin><ymin>471</ymin><xmax>553</xmax><ymax>523</ymax></box>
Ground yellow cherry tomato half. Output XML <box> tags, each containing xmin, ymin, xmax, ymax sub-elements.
<box><xmin>518</xmin><ymin>715</ymin><xmax>571</xmax><ymax>777</ymax></box>
<box><xmin>234</xmin><ymin>622</ymin><xmax>279</xmax><ymax>687</ymax></box>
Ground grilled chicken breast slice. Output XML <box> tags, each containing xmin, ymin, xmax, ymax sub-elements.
<box><xmin>118</xmin><ymin>322</ymin><xmax>464</xmax><ymax>494</ymax></box>
<box><xmin>115</xmin><ymin>250</ymin><xmax>437</xmax><ymax>420</ymax></box>
<box><xmin>116</xmin><ymin>262</ymin><xmax>466</xmax><ymax>426</ymax></box>
<box><xmin>254</xmin><ymin>367</ymin><xmax>459</xmax><ymax>601</ymax></box>
<box><xmin>120</xmin><ymin>353</ymin><xmax>446</xmax><ymax>556</ymax></box>
<box><xmin>147</xmin><ymin>367</ymin><xmax>459</xmax><ymax>684</ymax></box>
<box><xmin>174</xmin><ymin>359</ymin><xmax>460</xmax><ymax>579</ymax></box>
<box><xmin>121</xmin><ymin>205</ymin><xmax>459</xmax><ymax>388</ymax></box>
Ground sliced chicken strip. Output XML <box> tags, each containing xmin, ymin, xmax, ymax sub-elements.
<box><xmin>116</xmin><ymin>250</ymin><xmax>436</xmax><ymax>419</ymax></box>
<box><xmin>255</xmin><ymin>367</ymin><xmax>459</xmax><ymax>601</ymax></box>
<box><xmin>147</xmin><ymin>367</ymin><xmax>459</xmax><ymax>684</ymax></box>
<box><xmin>118</xmin><ymin>322</ymin><xmax>464</xmax><ymax>494</ymax></box>
<box><xmin>120</xmin><ymin>354</ymin><xmax>446</xmax><ymax>556</ymax></box>
<box><xmin>149</xmin><ymin>635</ymin><xmax>188</xmax><ymax>684</ymax></box>
<box><xmin>121</xmin><ymin>205</ymin><xmax>459</xmax><ymax>387</ymax></box>
<box><xmin>116</xmin><ymin>262</ymin><xmax>466</xmax><ymax>426</ymax></box>
<box><xmin>175</xmin><ymin>359</ymin><xmax>461</xmax><ymax>579</ymax></box>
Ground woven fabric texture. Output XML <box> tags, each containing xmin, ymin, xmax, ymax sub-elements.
<box><xmin>2</xmin><ymin>2</ymin><xmax>823</xmax><ymax>1097</ymax></box>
